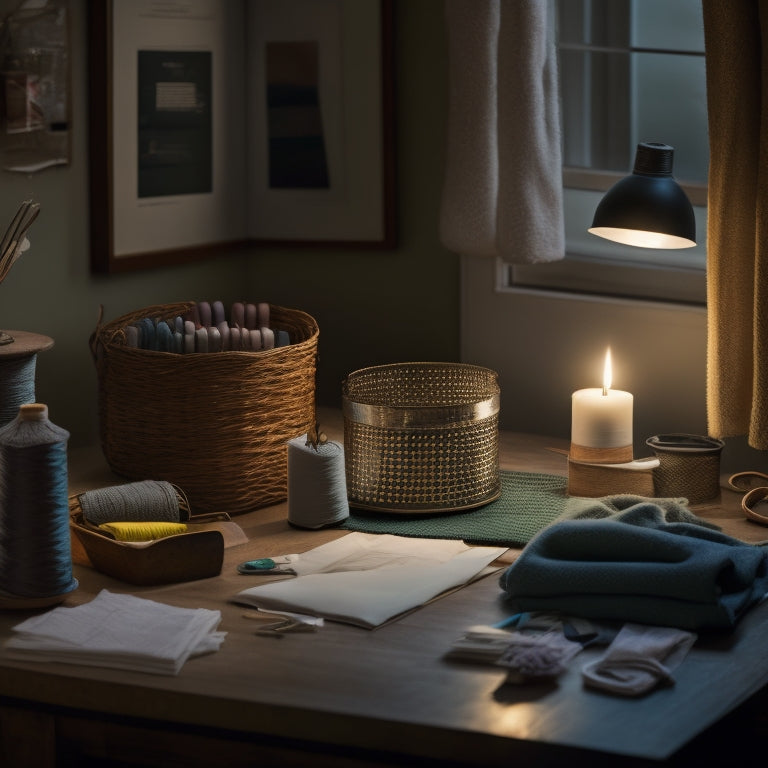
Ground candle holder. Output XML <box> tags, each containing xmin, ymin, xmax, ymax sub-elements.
<box><xmin>646</xmin><ymin>434</ymin><xmax>724</xmax><ymax>503</ymax></box>
<box><xmin>569</xmin><ymin>442</ymin><xmax>634</xmax><ymax>464</ymax></box>
<box><xmin>566</xmin><ymin>455</ymin><xmax>656</xmax><ymax>498</ymax></box>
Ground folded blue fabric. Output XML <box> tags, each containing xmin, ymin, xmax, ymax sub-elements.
<box><xmin>499</xmin><ymin>502</ymin><xmax>768</xmax><ymax>630</ymax></box>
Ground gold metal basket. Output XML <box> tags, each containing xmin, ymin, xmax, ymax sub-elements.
<box><xmin>342</xmin><ymin>362</ymin><xmax>501</xmax><ymax>514</ymax></box>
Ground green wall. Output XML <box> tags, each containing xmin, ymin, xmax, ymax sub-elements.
<box><xmin>0</xmin><ymin>0</ymin><xmax>458</xmax><ymax>447</ymax></box>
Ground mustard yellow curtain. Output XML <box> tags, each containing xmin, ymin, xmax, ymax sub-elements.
<box><xmin>704</xmin><ymin>0</ymin><xmax>768</xmax><ymax>449</ymax></box>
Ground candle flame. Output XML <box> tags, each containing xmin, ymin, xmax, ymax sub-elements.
<box><xmin>602</xmin><ymin>348</ymin><xmax>612</xmax><ymax>395</ymax></box>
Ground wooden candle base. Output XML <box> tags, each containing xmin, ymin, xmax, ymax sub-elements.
<box><xmin>567</xmin><ymin>456</ymin><xmax>655</xmax><ymax>498</ymax></box>
<box><xmin>569</xmin><ymin>443</ymin><xmax>634</xmax><ymax>464</ymax></box>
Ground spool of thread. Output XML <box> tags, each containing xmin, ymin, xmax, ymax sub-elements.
<box><xmin>0</xmin><ymin>331</ymin><xmax>54</xmax><ymax>428</ymax></box>
<box><xmin>79</xmin><ymin>480</ymin><xmax>186</xmax><ymax>526</ymax></box>
<box><xmin>287</xmin><ymin>434</ymin><xmax>349</xmax><ymax>529</ymax></box>
<box><xmin>0</xmin><ymin>403</ymin><xmax>76</xmax><ymax>598</ymax></box>
<box><xmin>97</xmin><ymin>521</ymin><xmax>188</xmax><ymax>542</ymax></box>
<box><xmin>0</xmin><ymin>354</ymin><xmax>37</xmax><ymax>426</ymax></box>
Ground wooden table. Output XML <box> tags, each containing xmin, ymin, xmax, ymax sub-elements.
<box><xmin>1</xmin><ymin>411</ymin><xmax>768</xmax><ymax>767</ymax></box>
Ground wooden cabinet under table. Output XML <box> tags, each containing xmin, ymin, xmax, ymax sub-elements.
<box><xmin>2</xmin><ymin>417</ymin><xmax>768</xmax><ymax>767</ymax></box>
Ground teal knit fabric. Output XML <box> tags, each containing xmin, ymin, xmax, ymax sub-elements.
<box><xmin>499</xmin><ymin>502</ymin><xmax>768</xmax><ymax>630</ymax></box>
<box><xmin>342</xmin><ymin>470</ymin><xmax>568</xmax><ymax>545</ymax></box>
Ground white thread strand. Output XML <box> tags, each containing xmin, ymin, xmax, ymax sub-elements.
<box><xmin>80</xmin><ymin>480</ymin><xmax>181</xmax><ymax>525</ymax></box>
<box><xmin>287</xmin><ymin>435</ymin><xmax>349</xmax><ymax>529</ymax></box>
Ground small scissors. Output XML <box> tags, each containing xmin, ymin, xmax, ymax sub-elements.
<box><xmin>728</xmin><ymin>472</ymin><xmax>768</xmax><ymax>526</ymax></box>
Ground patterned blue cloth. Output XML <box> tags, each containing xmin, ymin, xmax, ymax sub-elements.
<box><xmin>499</xmin><ymin>501</ymin><xmax>768</xmax><ymax>630</ymax></box>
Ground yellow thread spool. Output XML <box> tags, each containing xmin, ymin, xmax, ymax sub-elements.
<box><xmin>98</xmin><ymin>521</ymin><xmax>188</xmax><ymax>542</ymax></box>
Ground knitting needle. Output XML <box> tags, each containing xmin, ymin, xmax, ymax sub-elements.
<box><xmin>0</xmin><ymin>201</ymin><xmax>39</xmax><ymax>284</ymax></box>
<box><xmin>0</xmin><ymin>200</ymin><xmax>31</xmax><ymax>261</ymax></box>
<box><xmin>7</xmin><ymin>202</ymin><xmax>40</xmax><ymax>257</ymax></box>
<box><xmin>4</xmin><ymin>200</ymin><xmax>38</xmax><ymax>250</ymax></box>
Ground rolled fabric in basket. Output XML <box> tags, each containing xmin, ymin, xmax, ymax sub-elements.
<box><xmin>287</xmin><ymin>435</ymin><xmax>349</xmax><ymax>529</ymax></box>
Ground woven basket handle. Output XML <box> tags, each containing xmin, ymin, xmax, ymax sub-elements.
<box><xmin>89</xmin><ymin>304</ymin><xmax>129</xmax><ymax>365</ymax></box>
<box><xmin>89</xmin><ymin>304</ymin><xmax>106</xmax><ymax>365</ymax></box>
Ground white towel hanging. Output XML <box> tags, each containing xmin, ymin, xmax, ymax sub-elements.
<box><xmin>440</xmin><ymin>0</ymin><xmax>564</xmax><ymax>264</ymax></box>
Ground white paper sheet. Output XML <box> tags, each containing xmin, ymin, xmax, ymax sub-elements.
<box><xmin>234</xmin><ymin>533</ymin><xmax>507</xmax><ymax>628</ymax></box>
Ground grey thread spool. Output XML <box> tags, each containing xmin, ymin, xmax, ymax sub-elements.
<box><xmin>0</xmin><ymin>403</ymin><xmax>76</xmax><ymax>598</ymax></box>
<box><xmin>287</xmin><ymin>434</ymin><xmax>349</xmax><ymax>528</ymax></box>
<box><xmin>79</xmin><ymin>480</ymin><xmax>184</xmax><ymax>526</ymax></box>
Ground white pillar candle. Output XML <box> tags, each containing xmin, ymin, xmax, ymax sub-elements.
<box><xmin>571</xmin><ymin>349</ymin><xmax>633</xmax><ymax>449</ymax></box>
<box><xmin>572</xmin><ymin>388</ymin><xmax>633</xmax><ymax>448</ymax></box>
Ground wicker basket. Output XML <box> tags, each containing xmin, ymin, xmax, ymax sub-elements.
<box><xmin>342</xmin><ymin>362</ymin><xmax>501</xmax><ymax>514</ymax></box>
<box><xmin>90</xmin><ymin>302</ymin><xmax>318</xmax><ymax>515</ymax></box>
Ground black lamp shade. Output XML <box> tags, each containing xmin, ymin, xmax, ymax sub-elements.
<box><xmin>588</xmin><ymin>143</ymin><xmax>696</xmax><ymax>249</ymax></box>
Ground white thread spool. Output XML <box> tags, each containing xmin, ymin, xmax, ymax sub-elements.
<box><xmin>287</xmin><ymin>434</ymin><xmax>349</xmax><ymax>528</ymax></box>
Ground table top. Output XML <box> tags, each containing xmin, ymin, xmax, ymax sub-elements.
<box><xmin>2</xmin><ymin>408</ymin><xmax>768</xmax><ymax>767</ymax></box>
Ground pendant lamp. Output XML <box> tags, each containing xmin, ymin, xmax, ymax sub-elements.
<box><xmin>588</xmin><ymin>142</ymin><xmax>696</xmax><ymax>249</ymax></box>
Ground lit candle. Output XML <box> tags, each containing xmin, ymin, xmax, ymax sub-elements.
<box><xmin>571</xmin><ymin>348</ymin><xmax>633</xmax><ymax>463</ymax></box>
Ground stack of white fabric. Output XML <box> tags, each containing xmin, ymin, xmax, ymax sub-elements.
<box><xmin>3</xmin><ymin>590</ymin><xmax>225</xmax><ymax>675</ymax></box>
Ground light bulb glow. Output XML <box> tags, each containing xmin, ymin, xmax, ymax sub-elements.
<box><xmin>588</xmin><ymin>226</ymin><xmax>696</xmax><ymax>249</ymax></box>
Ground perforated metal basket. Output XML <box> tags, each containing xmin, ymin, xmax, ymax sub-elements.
<box><xmin>342</xmin><ymin>363</ymin><xmax>500</xmax><ymax>514</ymax></box>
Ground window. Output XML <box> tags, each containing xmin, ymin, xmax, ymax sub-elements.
<box><xmin>507</xmin><ymin>0</ymin><xmax>708</xmax><ymax>305</ymax></box>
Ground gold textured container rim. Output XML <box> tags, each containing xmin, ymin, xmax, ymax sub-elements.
<box><xmin>343</xmin><ymin>397</ymin><xmax>500</xmax><ymax>429</ymax></box>
<box><xmin>342</xmin><ymin>362</ymin><xmax>500</xmax><ymax>429</ymax></box>
<box><xmin>646</xmin><ymin>433</ymin><xmax>725</xmax><ymax>455</ymax></box>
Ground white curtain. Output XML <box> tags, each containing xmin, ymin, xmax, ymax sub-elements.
<box><xmin>440</xmin><ymin>0</ymin><xmax>564</xmax><ymax>264</ymax></box>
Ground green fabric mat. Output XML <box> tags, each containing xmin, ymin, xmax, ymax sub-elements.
<box><xmin>341</xmin><ymin>470</ymin><xmax>568</xmax><ymax>546</ymax></box>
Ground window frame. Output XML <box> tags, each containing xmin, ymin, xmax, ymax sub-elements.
<box><xmin>506</xmin><ymin>1</ymin><xmax>708</xmax><ymax>307</ymax></box>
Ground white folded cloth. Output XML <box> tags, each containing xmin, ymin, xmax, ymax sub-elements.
<box><xmin>582</xmin><ymin>623</ymin><xmax>696</xmax><ymax>696</ymax></box>
<box><xmin>234</xmin><ymin>533</ymin><xmax>507</xmax><ymax>628</ymax></box>
<box><xmin>3</xmin><ymin>589</ymin><xmax>225</xmax><ymax>675</ymax></box>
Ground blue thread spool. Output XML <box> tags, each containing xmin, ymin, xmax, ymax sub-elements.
<box><xmin>0</xmin><ymin>331</ymin><xmax>54</xmax><ymax>428</ymax></box>
<box><xmin>0</xmin><ymin>403</ymin><xmax>77</xmax><ymax>600</ymax></box>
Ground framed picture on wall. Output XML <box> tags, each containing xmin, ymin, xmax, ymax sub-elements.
<box><xmin>87</xmin><ymin>0</ymin><xmax>395</xmax><ymax>274</ymax></box>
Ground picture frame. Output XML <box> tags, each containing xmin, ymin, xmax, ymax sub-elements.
<box><xmin>87</xmin><ymin>0</ymin><xmax>395</xmax><ymax>274</ymax></box>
